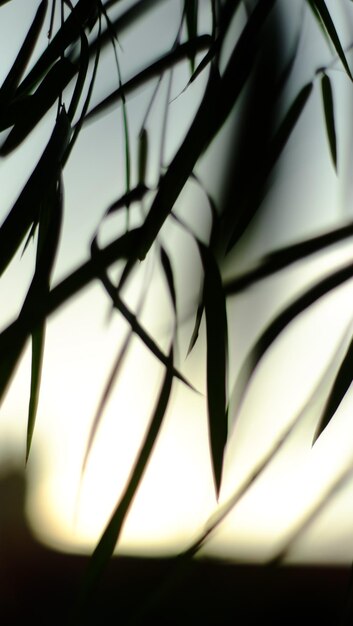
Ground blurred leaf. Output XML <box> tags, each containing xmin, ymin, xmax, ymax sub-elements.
<box><xmin>0</xmin><ymin>107</ymin><xmax>70</xmax><ymax>277</ymax></box>
<box><xmin>0</xmin><ymin>0</ymin><xmax>47</xmax><ymax>108</ymax></box>
<box><xmin>307</xmin><ymin>0</ymin><xmax>352</xmax><ymax>80</ymax></box>
<box><xmin>321</xmin><ymin>73</ymin><xmax>337</xmax><ymax>170</ymax></box>
<box><xmin>137</xmin><ymin>0</ymin><xmax>277</xmax><ymax>263</ymax></box>
<box><xmin>27</xmin><ymin>326</ymin><xmax>45</xmax><ymax>462</ymax></box>
<box><xmin>67</xmin><ymin>26</ymin><xmax>89</xmax><ymax>123</ymax></box>
<box><xmin>268</xmin><ymin>82</ymin><xmax>313</xmax><ymax>170</ymax></box>
<box><xmin>228</xmin><ymin>259</ymin><xmax>353</xmax><ymax>426</ymax></box>
<box><xmin>0</xmin><ymin>57</ymin><xmax>75</xmax><ymax>153</ymax></box>
<box><xmin>106</xmin><ymin>183</ymin><xmax>149</xmax><ymax>216</ymax></box>
<box><xmin>77</xmin><ymin>347</ymin><xmax>174</xmax><ymax>607</ymax></box>
<box><xmin>160</xmin><ymin>247</ymin><xmax>177</xmax><ymax>314</ymax></box>
<box><xmin>26</xmin><ymin>177</ymin><xmax>63</xmax><ymax>461</ymax></box>
<box><xmin>313</xmin><ymin>337</ymin><xmax>353</xmax><ymax>444</ymax></box>
<box><xmin>83</xmin><ymin>36</ymin><xmax>212</xmax><ymax>125</ymax></box>
<box><xmin>184</xmin><ymin>0</ymin><xmax>198</xmax><ymax>72</ymax></box>
<box><xmin>224</xmin><ymin>220</ymin><xmax>353</xmax><ymax>294</ymax></box>
<box><xmin>198</xmin><ymin>242</ymin><xmax>228</xmax><ymax>498</ymax></box>
<box><xmin>16</xmin><ymin>0</ymin><xmax>98</xmax><ymax>97</ymax></box>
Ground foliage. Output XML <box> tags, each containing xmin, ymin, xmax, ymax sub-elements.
<box><xmin>1</xmin><ymin>0</ymin><xmax>353</xmax><ymax>622</ymax></box>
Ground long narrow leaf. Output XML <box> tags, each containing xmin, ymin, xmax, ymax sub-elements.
<box><xmin>321</xmin><ymin>73</ymin><xmax>337</xmax><ymax>170</ymax></box>
<box><xmin>0</xmin><ymin>0</ymin><xmax>47</xmax><ymax>107</ymax></box>
<box><xmin>198</xmin><ymin>242</ymin><xmax>228</xmax><ymax>498</ymax></box>
<box><xmin>313</xmin><ymin>336</ymin><xmax>353</xmax><ymax>443</ymax></box>
<box><xmin>0</xmin><ymin>107</ymin><xmax>70</xmax><ymax>277</ymax></box>
<box><xmin>307</xmin><ymin>0</ymin><xmax>353</xmax><ymax>80</ymax></box>
<box><xmin>76</xmin><ymin>347</ymin><xmax>174</xmax><ymax>610</ymax></box>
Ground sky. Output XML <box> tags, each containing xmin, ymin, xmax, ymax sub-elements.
<box><xmin>2</xmin><ymin>0</ymin><xmax>353</xmax><ymax>566</ymax></box>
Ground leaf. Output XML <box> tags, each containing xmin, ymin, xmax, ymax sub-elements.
<box><xmin>106</xmin><ymin>183</ymin><xmax>149</xmax><ymax>216</ymax></box>
<box><xmin>224</xmin><ymin>220</ymin><xmax>353</xmax><ymax>294</ymax></box>
<box><xmin>307</xmin><ymin>0</ymin><xmax>353</xmax><ymax>80</ymax></box>
<box><xmin>76</xmin><ymin>347</ymin><xmax>174</xmax><ymax>608</ymax></box>
<box><xmin>321</xmin><ymin>73</ymin><xmax>337</xmax><ymax>170</ymax></box>
<box><xmin>27</xmin><ymin>326</ymin><xmax>45</xmax><ymax>462</ymax></box>
<box><xmin>228</xmin><ymin>259</ymin><xmax>353</xmax><ymax>427</ymax></box>
<box><xmin>313</xmin><ymin>336</ymin><xmax>353</xmax><ymax>444</ymax></box>
<box><xmin>198</xmin><ymin>242</ymin><xmax>228</xmax><ymax>498</ymax></box>
<box><xmin>184</xmin><ymin>0</ymin><xmax>198</xmax><ymax>73</ymax></box>
<box><xmin>0</xmin><ymin>0</ymin><xmax>47</xmax><ymax>108</ymax></box>
<box><xmin>82</xmin><ymin>36</ymin><xmax>212</xmax><ymax>125</ymax></box>
<box><xmin>138</xmin><ymin>128</ymin><xmax>148</xmax><ymax>185</ymax></box>
<box><xmin>268</xmin><ymin>82</ymin><xmax>313</xmax><ymax>170</ymax></box>
<box><xmin>16</xmin><ymin>0</ymin><xmax>98</xmax><ymax>97</ymax></box>
<box><xmin>136</xmin><ymin>0</ymin><xmax>277</xmax><ymax>263</ymax></box>
<box><xmin>0</xmin><ymin>57</ymin><xmax>75</xmax><ymax>154</ymax></box>
<box><xmin>25</xmin><ymin>178</ymin><xmax>63</xmax><ymax>461</ymax></box>
<box><xmin>0</xmin><ymin>107</ymin><xmax>71</xmax><ymax>277</ymax></box>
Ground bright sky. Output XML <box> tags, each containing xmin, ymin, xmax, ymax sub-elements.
<box><xmin>2</xmin><ymin>0</ymin><xmax>353</xmax><ymax>567</ymax></box>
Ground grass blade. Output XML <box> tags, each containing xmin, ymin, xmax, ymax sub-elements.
<box><xmin>321</xmin><ymin>73</ymin><xmax>337</xmax><ymax>171</ymax></box>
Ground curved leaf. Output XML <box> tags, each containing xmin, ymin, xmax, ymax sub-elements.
<box><xmin>307</xmin><ymin>0</ymin><xmax>352</xmax><ymax>80</ymax></box>
<box><xmin>76</xmin><ymin>347</ymin><xmax>174</xmax><ymax>609</ymax></box>
<box><xmin>198</xmin><ymin>242</ymin><xmax>228</xmax><ymax>498</ymax></box>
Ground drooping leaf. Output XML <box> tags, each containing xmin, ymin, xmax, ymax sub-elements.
<box><xmin>0</xmin><ymin>107</ymin><xmax>71</xmax><ymax>277</ymax></box>
<box><xmin>136</xmin><ymin>0</ymin><xmax>277</xmax><ymax>263</ymax></box>
<box><xmin>313</xmin><ymin>337</ymin><xmax>353</xmax><ymax>444</ymax></box>
<box><xmin>306</xmin><ymin>0</ymin><xmax>353</xmax><ymax>80</ymax></box>
<box><xmin>0</xmin><ymin>0</ymin><xmax>47</xmax><ymax>108</ymax></box>
<box><xmin>106</xmin><ymin>183</ymin><xmax>149</xmax><ymax>216</ymax></box>
<box><xmin>16</xmin><ymin>0</ymin><xmax>98</xmax><ymax>97</ymax></box>
<box><xmin>76</xmin><ymin>347</ymin><xmax>174</xmax><ymax>609</ymax></box>
<box><xmin>25</xmin><ymin>177</ymin><xmax>63</xmax><ymax>461</ymax></box>
<box><xmin>321</xmin><ymin>73</ymin><xmax>337</xmax><ymax>171</ymax></box>
<box><xmin>198</xmin><ymin>242</ymin><xmax>228</xmax><ymax>498</ymax></box>
<box><xmin>184</xmin><ymin>0</ymin><xmax>198</xmax><ymax>73</ymax></box>
<box><xmin>82</xmin><ymin>36</ymin><xmax>212</xmax><ymax>125</ymax></box>
<box><xmin>224</xmin><ymin>220</ymin><xmax>353</xmax><ymax>294</ymax></box>
<box><xmin>0</xmin><ymin>57</ymin><xmax>75</xmax><ymax>154</ymax></box>
<box><xmin>138</xmin><ymin>128</ymin><xmax>148</xmax><ymax>186</ymax></box>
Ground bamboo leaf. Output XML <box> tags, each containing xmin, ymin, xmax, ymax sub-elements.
<box><xmin>25</xmin><ymin>177</ymin><xmax>63</xmax><ymax>461</ymax></box>
<box><xmin>313</xmin><ymin>337</ymin><xmax>353</xmax><ymax>444</ymax></box>
<box><xmin>224</xmin><ymin>220</ymin><xmax>353</xmax><ymax>294</ymax></box>
<box><xmin>160</xmin><ymin>247</ymin><xmax>177</xmax><ymax>314</ymax></box>
<box><xmin>27</xmin><ymin>326</ymin><xmax>45</xmax><ymax>462</ymax></box>
<box><xmin>307</xmin><ymin>0</ymin><xmax>353</xmax><ymax>80</ymax></box>
<box><xmin>321</xmin><ymin>73</ymin><xmax>337</xmax><ymax>171</ymax></box>
<box><xmin>184</xmin><ymin>0</ymin><xmax>198</xmax><ymax>73</ymax></box>
<box><xmin>228</xmin><ymin>260</ymin><xmax>353</xmax><ymax>427</ymax></box>
<box><xmin>0</xmin><ymin>0</ymin><xmax>47</xmax><ymax>108</ymax></box>
<box><xmin>198</xmin><ymin>242</ymin><xmax>228</xmax><ymax>498</ymax></box>
<box><xmin>77</xmin><ymin>347</ymin><xmax>174</xmax><ymax>607</ymax></box>
<box><xmin>16</xmin><ymin>0</ymin><xmax>98</xmax><ymax>97</ymax></box>
<box><xmin>106</xmin><ymin>183</ymin><xmax>149</xmax><ymax>216</ymax></box>
<box><xmin>0</xmin><ymin>58</ymin><xmax>75</xmax><ymax>154</ymax></box>
<box><xmin>82</xmin><ymin>36</ymin><xmax>212</xmax><ymax>125</ymax></box>
<box><xmin>138</xmin><ymin>128</ymin><xmax>148</xmax><ymax>186</ymax></box>
<box><xmin>0</xmin><ymin>107</ymin><xmax>71</xmax><ymax>277</ymax></box>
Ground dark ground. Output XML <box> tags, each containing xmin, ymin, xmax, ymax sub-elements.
<box><xmin>0</xmin><ymin>469</ymin><xmax>352</xmax><ymax>625</ymax></box>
